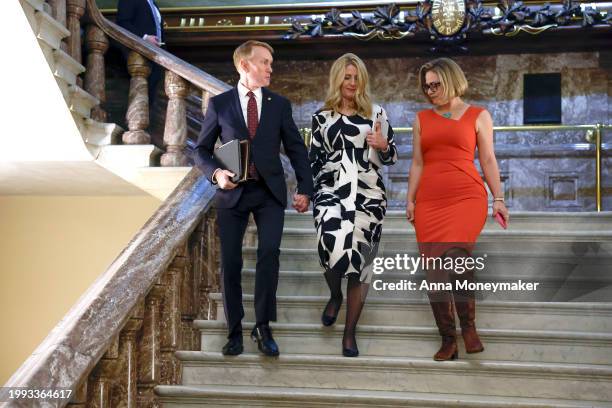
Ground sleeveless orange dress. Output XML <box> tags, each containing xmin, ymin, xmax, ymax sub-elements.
<box><xmin>414</xmin><ymin>106</ymin><xmax>488</xmax><ymax>257</ymax></box>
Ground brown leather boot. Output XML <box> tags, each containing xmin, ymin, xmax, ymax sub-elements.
<box><xmin>455</xmin><ymin>297</ymin><xmax>484</xmax><ymax>353</ymax></box>
<box><xmin>428</xmin><ymin>291</ymin><xmax>458</xmax><ymax>361</ymax></box>
<box><xmin>453</xmin><ymin>267</ymin><xmax>484</xmax><ymax>353</ymax></box>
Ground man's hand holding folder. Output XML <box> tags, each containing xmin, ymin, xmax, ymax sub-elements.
<box><xmin>212</xmin><ymin>139</ymin><xmax>250</xmax><ymax>190</ymax></box>
<box><xmin>214</xmin><ymin>169</ymin><xmax>238</xmax><ymax>190</ymax></box>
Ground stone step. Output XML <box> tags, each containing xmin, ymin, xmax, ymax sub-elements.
<box><xmin>240</xmin><ymin>249</ymin><xmax>612</xmax><ymax>301</ymax></box>
<box><xmin>68</xmin><ymin>84</ymin><xmax>99</xmax><ymax>119</ymax></box>
<box><xmin>209</xmin><ymin>293</ymin><xmax>612</xmax><ymax>332</ymax></box>
<box><xmin>156</xmin><ymin>384</ymin><xmax>612</xmax><ymax>408</ymax></box>
<box><xmin>52</xmin><ymin>48</ymin><xmax>85</xmax><ymax>87</ymax></box>
<box><xmin>29</xmin><ymin>3</ymin><xmax>70</xmax><ymax>51</ymax></box>
<box><xmin>236</xmin><ymin>266</ymin><xmax>612</xmax><ymax>302</ymax></box>
<box><xmin>196</xmin><ymin>320</ymin><xmax>612</xmax><ymax>365</ymax></box>
<box><xmin>251</xmin><ymin>228</ymin><xmax>612</xmax><ymax>248</ymax></box>
<box><xmin>282</xmin><ymin>210</ymin><xmax>612</xmax><ymax>231</ymax></box>
<box><xmin>83</xmin><ymin>119</ymin><xmax>124</xmax><ymax>150</ymax></box>
<box><xmin>177</xmin><ymin>352</ymin><xmax>612</xmax><ymax>402</ymax></box>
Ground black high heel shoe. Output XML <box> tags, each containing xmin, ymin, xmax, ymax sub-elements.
<box><xmin>342</xmin><ymin>333</ymin><xmax>359</xmax><ymax>357</ymax></box>
<box><xmin>321</xmin><ymin>297</ymin><xmax>342</xmax><ymax>326</ymax></box>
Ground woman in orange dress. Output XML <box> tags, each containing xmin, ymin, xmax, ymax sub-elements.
<box><xmin>406</xmin><ymin>58</ymin><xmax>509</xmax><ymax>361</ymax></box>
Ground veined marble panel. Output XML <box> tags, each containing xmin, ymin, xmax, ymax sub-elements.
<box><xmin>196</xmin><ymin>51</ymin><xmax>610</xmax><ymax>211</ymax></box>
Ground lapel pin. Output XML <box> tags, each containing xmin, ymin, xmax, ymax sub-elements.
<box><xmin>267</xmin><ymin>97</ymin><xmax>272</xmax><ymax>101</ymax></box>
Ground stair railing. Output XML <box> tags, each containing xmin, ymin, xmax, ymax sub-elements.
<box><xmin>2</xmin><ymin>0</ymin><xmax>238</xmax><ymax>406</ymax></box>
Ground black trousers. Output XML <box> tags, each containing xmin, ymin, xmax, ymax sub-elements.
<box><xmin>216</xmin><ymin>180</ymin><xmax>285</xmax><ymax>339</ymax></box>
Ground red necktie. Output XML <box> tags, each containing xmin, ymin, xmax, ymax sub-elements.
<box><xmin>246</xmin><ymin>91</ymin><xmax>259</xmax><ymax>179</ymax></box>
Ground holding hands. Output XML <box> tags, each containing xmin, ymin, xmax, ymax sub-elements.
<box><xmin>366</xmin><ymin>121</ymin><xmax>388</xmax><ymax>151</ymax></box>
<box><xmin>292</xmin><ymin>193</ymin><xmax>310</xmax><ymax>213</ymax></box>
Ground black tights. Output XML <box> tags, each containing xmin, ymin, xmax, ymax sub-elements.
<box><xmin>324</xmin><ymin>269</ymin><xmax>369</xmax><ymax>349</ymax></box>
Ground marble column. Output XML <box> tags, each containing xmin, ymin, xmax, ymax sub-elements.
<box><xmin>66</xmin><ymin>0</ymin><xmax>85</xmax><ymax>64</ymax></box>
<box><xmin>123</xmin><ymin>52</ymin><xmax>152</xmax><ymax>144</ymax></box>
<box><xmin>161</xmin><ymin>71</ymin><xmax>190</xmax><ymax>166</ymax></box>
<box><xmin>84</xmin><ymin>24</ymin><xmax>109</xmax><ymax>122</ymax></box>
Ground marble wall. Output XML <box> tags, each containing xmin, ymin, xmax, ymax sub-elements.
<box><xmin>197</xmin><ymin>52</ymin><xmax>611</xmax><ymax>211</ymax></box>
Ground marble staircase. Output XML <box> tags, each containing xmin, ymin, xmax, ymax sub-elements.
<box><xmin>156</xmin><ymin>211</ymin><xmax>612</xmax><ymax>407</ymax></box>
<box><xmin>20</xmin><ymin>0</ymin><xmax>189</xmax><ymax>200</ymax></box>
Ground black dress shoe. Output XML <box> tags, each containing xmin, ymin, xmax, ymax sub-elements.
<box><xmin>251</xmin><ymin>324</ymin><xmax>280</xmax><ymax>357</ymax></box>
<box><xmin>222</xmin><ymin>336</ymin><xmax>243</xmax><ymax>356</ymax></box>
<box><xmin>321</xmin><ymin>297</ymin><xmax>342</xmax><ymax>327</ymax></box>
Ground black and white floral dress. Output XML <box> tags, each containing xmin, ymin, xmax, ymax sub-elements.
<box><xmin>309</xmin><ymin>105</ymin><xmax>397</xmax><ymax>282</ymax></box>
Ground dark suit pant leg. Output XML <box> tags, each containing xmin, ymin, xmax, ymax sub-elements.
<box><xmin>252</xmin><ymin>193</ymin><xmax>285</xmax><ymax>325</ymax></box>
<box><xmin>217</xmin><ymin>205</ymin><xmax>250</xmax><ymax>339</ymax></box>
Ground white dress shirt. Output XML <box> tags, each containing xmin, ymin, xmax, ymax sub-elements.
<box><xmin>145</xmin><ymin>0</ymin><xmax>162</xmax><ymax>41</ymax></box>
<box><xmin>237</xmin><ymin>81</ymin><xmax>262</xmax><ymax>125</ymax></box>
<box><xmin>211</xmin><ymin>83</ymin><xmax>262</xmax><ymax>183</ymax></box>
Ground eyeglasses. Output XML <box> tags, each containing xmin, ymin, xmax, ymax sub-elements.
<box><xmin>422</xmin><ymin>81</ymin><xmax>441</xmax><ymax>93</ymax></box>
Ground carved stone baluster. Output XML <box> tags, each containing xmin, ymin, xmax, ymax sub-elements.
<box><xmin>183</xmin><ymin>225</ymin><xmax>204</xmax><ymax>350</ymax></box>
<box><xmin>84</xmin><ymin>24</ymin><xmax>109</xmax><ymax>122</ymax></box>
<box><xmin>86</xmin><ymin>372</ymin><xmax>112</xmax><ymax>408</ymax></box>
<box><xmin>66</xmin><ymin>0</ymin><xmax>85</xmax><ymax>64</ymax></box>
<box><xmin>123</xmin><ymin>52</ymin><xmax>152</xmax><ymax>144</ymax></box>
<box><xmin>160</xmin><ymin>250</ymin><xmax>186</xmax><ymax>384</ymax></box>
<box><xmin>137</xmin><ymin>282</ymin><xmax>165</xmax><ymax>406</ymax></box>
<box><xmin>109</xmin><ymin>302</ymin><xmax>144</xmax><ymax>408</ymax></box>
<box><xmin>66</xmin><ymin>379</ymin><xmax>87</xmax><ymax>407</ymax></box>
<box><xmin>86</xmin><ymin>334</ymin><xmax>119</xmax><ymax>408</ymax></box>
<box><xmin>199</xmin><ymin>211</ymin><xmax>220</xmax><ymax>321</ymax></box>
<box><xmin>161</xmin><ymin>71</ymin><xmax>189</xmax><ymax>166</ymax></box>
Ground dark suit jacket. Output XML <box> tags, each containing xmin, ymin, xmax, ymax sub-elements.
<box><xmin>116</xmin><ymin>0</ymin><xmax>164</xmax><ymax>40</ymax></box>
<box><xmin>193</xmin><ymin>87</ymin><xmax>314</xmax><ymax>209</ymax></box>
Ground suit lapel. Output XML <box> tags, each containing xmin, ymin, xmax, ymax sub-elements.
<box><xmin>231</xmin><ymin>87</ymin><xmax>249</xmax><ymax>140</ymax></box>
<box><xmin>255</xmin><ymin>88</ymin><xmax>272</xmax><ymax>141</ymax></box>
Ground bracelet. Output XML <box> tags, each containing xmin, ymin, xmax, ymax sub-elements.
<box><xmin>493</xmin><ymin>197</ymin><xmax>505</xmax><ymax>202</ymax></box>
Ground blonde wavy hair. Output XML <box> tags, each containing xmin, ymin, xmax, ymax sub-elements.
<box><xmin>323</xmin><ymin>53</ymin><xmax>372</xmax><ymax>118</ymax></box>
<box><xmin>418</xmin><ymin>58</ymin><xmax>468</xmax><ymax>103</ymax></box>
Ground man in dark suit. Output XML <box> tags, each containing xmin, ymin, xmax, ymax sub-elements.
<box><xmin>116</xmin><ymin>0</ymin><xmax>164</xmax><ymax>103</ymax></box>
<box><xmin>193</xmin><ymin>40</ymin><xmax>313</xmax><ymax>357</ymax></box>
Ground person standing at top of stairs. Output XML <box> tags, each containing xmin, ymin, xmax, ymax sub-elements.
<box><xmin>116</xmin><ymin>0</ymin><xmax>164</xmax><ymax>105</ymax></box>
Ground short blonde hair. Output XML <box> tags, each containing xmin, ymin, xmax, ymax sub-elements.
<box><xmin>419</xmin><ymin>58</ymin><xmax>468</xmax><ymax>102</ymax></box>
<box><xmin>233</xmin><ymin>40</ymin><xmax>274</xmax><ymax>72</ymax></box>
<box><xmin>323</xmin><ymin>53</ymin><xmax>372</xmax><ymax>118</ymax></box>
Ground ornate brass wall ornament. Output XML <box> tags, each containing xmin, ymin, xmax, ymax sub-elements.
<box><xmin>490</xmin><ymin>23</ymin><xmax>557</xmax><ymax>36</ymax></box>
<box><xmin>432</xmin><ymin>0</ymin><xmax>466</xmax><ymax>36</ymax></box>
<box><xmin>284</xmin><ymin>0</ymin><xmax>612</xmax><ymax>50</ymax></box>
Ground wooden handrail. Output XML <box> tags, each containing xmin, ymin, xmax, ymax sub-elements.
<box><xmin>85</xmin><ymin>0</ymin><xmax>229</xmax><ymax>95</ymax></box>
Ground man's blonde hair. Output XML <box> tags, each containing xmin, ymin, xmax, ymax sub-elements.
<box><xmin>323</xmin><ymin>53</ymin><xmax>372</xmax><ymax>118</ymax></box>
<box><xmin>233</xmin><ymin>40</ymin><xmax>274</xmax><ymax>72</ymax></box>
<box><xmin>419</xmin><ymin>58</ymin><xmax>468</xmax><ymax>102</ymax></box>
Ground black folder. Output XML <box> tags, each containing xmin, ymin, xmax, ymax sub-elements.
<box><xmin>213</xmin><ymin>139</ymin><xmax>250</xmax><ymax>183</ymax></box>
